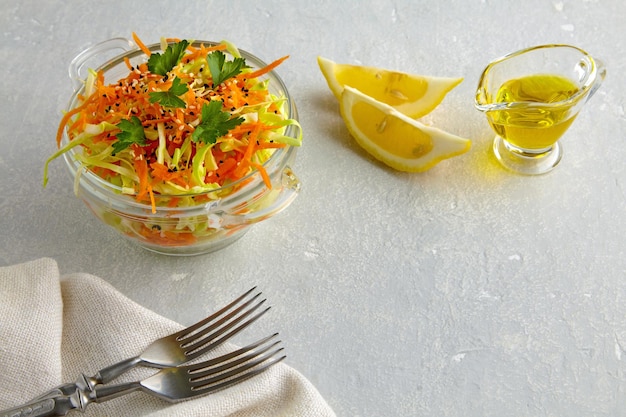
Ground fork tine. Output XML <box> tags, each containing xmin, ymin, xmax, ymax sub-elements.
<box><xmin>188</xmin><ymin>340</ymin><xmax>286</xmax><ymax>395</ymax></box>
<box><xmin>179</xmin><ymin>293</ymin><xmax>266</xmax><ymax>345</ymax></box>
<box><xmin>181</xmin><ymin>333</ymin><xmax>278</xmax><ymax>370</ymax></box>
<box><xmin>183</xmin><ymin>306</ymin><xmax>271</xmax><ymax>358</ymax></box>
<box><xmin>188</xmin><ymin>336</ymin><xmax>282</xmax><ymax>379</ymax></box>
<box><xmin>191</xmin><ymin>351</ymin><xmax>286</xmax><ymax>396</ymax></box>
<box><xmin>179</xmin><ymin>298</ymin><xmax>270</xmax><ymax>360</ymax></box>
<box><xmin>174</xmin><ymin>286</ymin><xmax>258</xmax><ymax>339</ymax></box>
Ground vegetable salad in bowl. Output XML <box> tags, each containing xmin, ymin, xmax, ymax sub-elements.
<box><xmin>45</xmin><ymin>34</ymin><xmax>302</xmax><ymax>255</ymax></box>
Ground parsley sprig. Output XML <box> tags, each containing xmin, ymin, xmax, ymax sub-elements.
<box><xmin>147</xmin><ymin>40</ymin><xmax>190</xmax><ymax>76</ymax></box>
<box><xmin>113</xmin><ymin>116</ymin><xmax>146</xmax><ymax>154</ymax></box>
<box><xmin>149</xmin><ymin>76</ymin><xmax>189</xmax><ymax>108</ymax></box>
<box><xmin>191</xmin><ymin>101</ymin><xmax>244</xmax><ymax>145</ymax></box>
<box><xmin>207</xmin><ymin>50</ymin><xmax>247</xmax><ymax>86</ymax></box>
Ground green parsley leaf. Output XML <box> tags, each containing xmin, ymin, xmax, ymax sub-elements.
<box><xmin>191</xmin><ymin>101</ymin><xmax>244</xmax><ymax>145</ymax></box>
<box><xmin>149</xmin><ymin>76</ymin><xmax>189</xmax><ymax>108</ymax></box>
<box><xmin>112</xmin><ymin>116</ymin><xmax>146</xmax><ymax>154</ymax></box>
<box><xmin>147</xmin><ymin>40</ymin><xmax>190</xmax><ymax>76</ymax></box>
<box><xmin>207</xmin><ymin>50</ymin><xmax>247</xmax><ymax>86</ymax></box>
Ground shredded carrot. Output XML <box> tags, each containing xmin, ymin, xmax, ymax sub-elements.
<box><xmin>123</xmin><ymin>56</ymin><xmax>133</xmax><ymax>71</ymax></box>
<box><xmin>143</xmin><ymin>117</ymin><xmax>174</xmax><ymax>125</ymax></box>
<box><xmin>258</xmin><ymin>141</ymin><xmax>287</xmax><ymax>150</ymax></box>
<box><xmin>183</xmin><ymin>42</ymin><xmax>227</xmax><ymax>63</ymax></box>
<box><xmin>132</xmin><ymin>147</ymin><xmax>150</xmax><ymax>199</ymax></box>
<box><xmin>67</xmin><ymin>111</ymin><xmax>87</xmax><ymax>133</ymax></box>
<box><xmin>217</xmin><ymin>157</ymin><xmax>238</xmax><ymax>176</ymax></box>
<box><xmin>56</xmin><ymin>93</ymin><xmax>99</xmax><ymax>146</ymax></box>
<box><xmin>250</xmin><ymin>162</ymin><xmax>272</xmax><ymax>189</ymax></box>
<box><xmin>167</xmin><ymin>196</ymin><xmax>181</xmax><ymax>208</ymax></box>
<box><xmin>241</xmin><ymin>55</ymin><xmax>289</xmax><ymax>80</ymax></box>
<box><xmin>132</xmin><ymin>32</ymin><xmax>152</xmax><ymax>57</ymax></box>
<box><xmin>233</xmin><ymin>124</ymin><xmax>261</xmax><ymax>178</ymax></box>
<box><xmin>151</xmin><ymin>162</ymin><xmax>189</xmax><ymax>187</ymax></box>
<box><xmin>148</xmin><ymin>188</ymin><xmax>156</xmax><ymax>213</ymax></box>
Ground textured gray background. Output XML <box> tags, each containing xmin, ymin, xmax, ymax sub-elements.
<box><xmin>2</xmin><ymin>1</ymin><xmax>626</xmax><ymax>415</ymax></box>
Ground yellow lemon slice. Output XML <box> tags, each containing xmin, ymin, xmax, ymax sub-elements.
<box><xmin>340</xmin><ymin>86</ymin><xmax>471</xmax><ymax>172</ymax></box>
<box><xmin>318</xmin><ymin>56</ymin><xmax>463</xmax><ymax>118</ymax></box>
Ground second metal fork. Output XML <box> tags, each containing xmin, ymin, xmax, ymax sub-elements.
<box><xmin>40</xmin><ymin>287</ymin><xmax>269</xmax><ymax>398</ymax></box>
<box><xmin>2</xmin><ymin>334</ymin><xmax>285</xmax><ymax>417</ymax></box>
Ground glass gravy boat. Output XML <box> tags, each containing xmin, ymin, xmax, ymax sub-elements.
<box><xmin>475</xmin><ymin>44</ymin><xmax>606</xmax><ymax>175</ymax></box>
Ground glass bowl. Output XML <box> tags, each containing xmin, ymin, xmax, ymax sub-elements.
<box><xmin>59</xmin><ymin>38</ymin><xmax>301</xmax><ymax>256</ymax></box>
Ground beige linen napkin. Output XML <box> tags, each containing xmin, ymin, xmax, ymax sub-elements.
<box><xmin>0</xmin><ymin>258</ymin><xmax>335</xmax><ymax>417</ymax></box>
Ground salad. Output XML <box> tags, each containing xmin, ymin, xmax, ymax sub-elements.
<box><xmin>43</xmin><ymin>34</ymin><xmax>302</xmax><ymax>252</ymax></box>
<box><xmin>44</xmin><ymin>33</ymin><xmax>301</xmax><ymax>213</ymax></box>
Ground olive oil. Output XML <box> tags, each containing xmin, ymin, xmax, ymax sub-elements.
<box><xmin>487</xmin><ymin>74</ymin><xmax>579</xmax><ymax>150</ymax></box>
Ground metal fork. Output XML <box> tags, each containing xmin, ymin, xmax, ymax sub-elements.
<box><xmin>1</xmin><ymin>334</ymin><xmax>285</xmax><ymax>417</ymax></box>
<box><xmin>39</xmin><ymin>287</ymin><xmax>269</xmax><ymax>398</ymax></box>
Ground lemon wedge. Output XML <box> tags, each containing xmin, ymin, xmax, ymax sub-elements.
<box><xmin>340</xmin><ymin>86</ymin><xmax>471</xmax><ymax>172</ymax></box>
<box><xmin>318</xmin><ymin>56</ymin><xmax>463</xmax><ymax>118</ymax></box>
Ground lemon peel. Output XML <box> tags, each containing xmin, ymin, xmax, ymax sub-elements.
<box><xmin>318</xmin><ymin>56</ymin><xmax>463</xmax><ymax>119</ymax></box>
<box><xmin>340</xmin><ymin>86</ymin><xmax>471</xmax><ymax>172</ymax></box>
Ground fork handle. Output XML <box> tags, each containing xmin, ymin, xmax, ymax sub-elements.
<box><xmin>29</xmin><ymin>374</ymin><xmax>92</xmax><ymax>402</ymax></box>
<box><xmin>0</xmin><ymin>394</ymin><xmax>78</xmax><ymax>417</ymax></box>
<box><xmin>1</xmin><ymin>379</ymin><xmax>143</xmax><ymax>416</ymax></box>
<box><xmin>32</xmin><ymin>356</ymin><xmax>142</xmax><ymax>402</ymax></box>
<box><xmin>94</xmin><ymin>356</ymin><xmax>142</xmax><ymax>385</ymax></box>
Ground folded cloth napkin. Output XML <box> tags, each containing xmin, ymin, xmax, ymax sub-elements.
<box><xmin>0</xmin><ymin>258</ymin><xmax>336</xmax><ymax>417</ymax></box>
